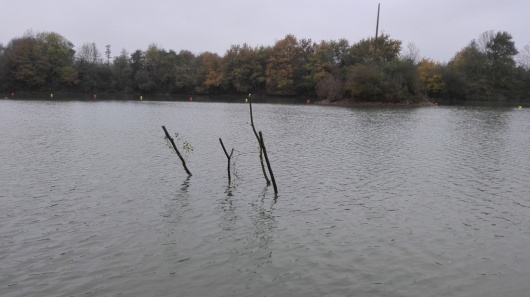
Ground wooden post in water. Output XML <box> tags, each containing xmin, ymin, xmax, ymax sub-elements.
<box><xmin>248</xmin><ymin>94</ymin><xmax>271</xmax><ymax>185</ymax></box>
<box><xmin>162</xmin><ymin>126</ymin><xmax>192</xmax><ymax>176</ymax></box>
<box><xmin>258</xmin><ymin>131</ymin><xmax>277</xmax><ymax>194</ymax></box>
<box><xmin>219</xmin><ymin>138</ymin><xmax>234</xmax><ymax>185</ymax></box>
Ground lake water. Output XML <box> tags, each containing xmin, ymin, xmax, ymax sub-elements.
<box><xmin>1</xmin><ymin>100</ymin><xmax>529</xmax><ymax>297</ymax></box>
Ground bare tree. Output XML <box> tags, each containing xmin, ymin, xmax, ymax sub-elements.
<box><xmin>76</xmin><ymin>42</ymin><xmax>101</xmax><ymax>64</ymax></box>
<box><xmin>401</xmin><ymin>42</ymin><xmax>420</xmax><ymax>63</ymax></box>
<box><xmin>516</xmin><ymin>43</ymin><xmax>530</xmax><ymax>70</ymax></box>
<box><xmin>477</xmin><ymin>30</ymin><xmax>495</xmax><ymax>53</ymax></box>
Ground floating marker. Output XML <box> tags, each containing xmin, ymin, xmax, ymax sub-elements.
<box><xmin>93</xmin><ymin>94</ymin><xmax>96</xmax><ymax>100</ymax></box>
<box><xmin>245</xmin><ymin>98</ymin><xmax>248</xmax><ymax>103</ymax></box>
<box><xmin>518</xmin><ymin>106</ymin><xmax>522</xmax><ymax>110</ymax></box>
<box><xmin>306</xmin><ymin>99</ymin><xmax>311</xmax><ymax>104</ymax></box>
<box><xmin>140</xmin><ymin>95</ymin><xmax>143</xmax><ymax>100</ymax></box>
<box><xmin>50</xmin><ymin>93</ymin><xmax>53</xmax><ymax>98</ymax></box>
<box><xmin>189</xmin><ymin>97</ymin><xmax>193</xmax><ymax>101</ymax></box>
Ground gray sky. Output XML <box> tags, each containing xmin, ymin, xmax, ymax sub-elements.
<box><xmin>1</xmin><ymin>0</ymin><xmax>528</xmax><ymax>62</ymax></box>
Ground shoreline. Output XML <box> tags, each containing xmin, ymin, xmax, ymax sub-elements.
<box><xmin>314</xmin><ymin>98</ymin><xmax>436</xmax><ymax>107</ymax></box>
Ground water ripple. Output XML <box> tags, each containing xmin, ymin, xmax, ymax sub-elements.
<box><xmin>1</xmin><ymin>101</ymin><xmax>530</xmax><ymax>297</ymax></box>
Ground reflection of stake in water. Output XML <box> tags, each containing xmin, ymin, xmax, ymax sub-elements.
<box><xmin>245</xmin><ymin>192</ymin><xmax>277</xmax><ymax>275</ymax></box>
<box><xmin>181</xmin><ymin>176</ymin><xmax>191</xmax><ymax>193</ymax></box>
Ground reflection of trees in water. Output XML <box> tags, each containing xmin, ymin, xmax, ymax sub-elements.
<box><xmin>219</xmin><ymin>187</ymin><xmax>277</xmax><ymax>280</ymax></box>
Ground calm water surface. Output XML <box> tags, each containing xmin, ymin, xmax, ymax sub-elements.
<box><xmin>1</xmin><ymin>100</ymin><xmax>529</xmax><ymax>297</ymax></box>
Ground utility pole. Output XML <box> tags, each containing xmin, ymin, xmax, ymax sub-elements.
<box><xmin>374</xmin><ymin>3</ymin><xmax>380</xmax><ymax>61</ymax></box>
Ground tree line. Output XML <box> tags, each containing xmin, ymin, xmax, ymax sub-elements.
<box><xmin>1</xmin><ymin>30</ymin><xmax>529</xmax><ymax>102</ymax></box>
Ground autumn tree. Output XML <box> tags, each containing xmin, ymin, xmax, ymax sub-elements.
<box><xmin>266</xmin><ymin>35</ymin><xmax>298</xmax><ymax>96</ymax></box>
<box><xmin>265</xmin><ymin>35</ymin><xmax>315</xmax><ymax>96</ymax></box>
<box><xmin>4</xmin><ymin>31</ymin><xmax>77</xmax><ymax>91</ymax></box>
<box><xmin>418</xmin><ymin>58</ymin><xmax>444</xmax><ymax>97</ymax></box>
<box><xmin>194</xmin><ymin>52</ymin><xmax>224</xmax><ymax>94</ymax></box>
<box><xmin>4</xmin><ymin>35</ymin><xmax>42</xmax><ymax>90</ymax></box>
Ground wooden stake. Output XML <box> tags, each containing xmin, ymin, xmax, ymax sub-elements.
<box><xmin>162</xmin><ymin>126</ymin><xmax>192</xmax><ymax>176</ymax></box>
<box><xmin>258</xmin><ymin>131</ymin><xmax>277</xmax><ymax>194</ymax></box>
<box><xmin>219</xmin><ymin>138</ymin><xmax>234</xmax><ymax>185</ymax></box>
<box><xmin>248</xmin><ymin>94</ymin><xmax>271</xmax><ymax>185</ymax></box>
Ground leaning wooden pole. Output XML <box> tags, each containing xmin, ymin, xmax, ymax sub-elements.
<box><xmin>258</xmin><ymin>131</ymin><xmax>277</xmax><ymax>194</ymax></box>
<box><xmin>162</xmin><ymin>126</ymin><xmax>192</xmax><ymax>176</ymax></box>
<box><xmin>248</xmin><ymin>94</ymin><xmax>271</xmax><ymax>185</ymax></box>
<box><xmin>374</xmin><ymin>3</ymin><xmax>380</xmax><ymax>61</ymax></box>
<box><xmin>219</xmin><ymin>138</ymin><xmax>234</xmax><ymax>185</ymax></box>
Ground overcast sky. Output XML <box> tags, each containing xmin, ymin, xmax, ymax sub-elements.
<box><xmin>1</xmin><ymin>0</ymin><xmax>528</xmax><ymax>62</ymax></box>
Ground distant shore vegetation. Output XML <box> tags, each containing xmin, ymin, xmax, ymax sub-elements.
<box><xmin>1</xmin><ymin>30</ymin><xmax>529</xmax><ymax>103</ymax></box>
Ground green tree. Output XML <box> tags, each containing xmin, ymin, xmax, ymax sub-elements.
<box><xmin>224</xmin><ymin>43</ymin><xmax>260</xmax><ymax>94</ymax></box>
<box><xmin>484</xmin><ymin>31</ymin><xmax>518</xmax><ymax>88</ymax></box>
<box><xmin>308</xmin><ymin>39</ymin><xmax>349</xmax><ymax>100</ymax></box>
<box><xmin>158</xmin><ymin>50</ymin><xmax>179</xmax><ymax>93</ymax></box>
<box><xmin>0</xmin><ymin>43</ymin><xmax>7</xmax><ymax>91</ymax></box>
<box><xmin>174</xmin><ymin>50</ymin><xmax>197</xmax><ymax>93</ymax></box>
<box><xmin>222</xmin><ymin>43</ymin><xmax>270</xmax><ymax>95</ymax></box>
<box><xmin>446</xmin><ymin>40</ymin><xmax>488</xmax><ymax>99</ymax></box>
<box><xmin>111</xmin><ymin>49</ymin><xmax>132</xmax><ymax>92</ymax></box>
<box><xmin>345</xmin><ymin>33</ymin><xmax>402</xmax><ymax>65</ymax></box>
<box><xmin>130</xmin><ymin>49</ymin><xmax>155</xmax><ymax>92</ymax></box>
<box><xmin>445</xmin><ymin>31</ymin><xmax>518</xmax><ymax>100</ymax></box>
<box><xmin>344</xmin><ymin>64</ymin><xmax>383</xmax><ymax>100</ymax></box>
<box><xmin>34</xmin><ymin>32</ymin><xmax>77</xmax><ymax>89</ymax></box>
<box><xmin>143</xmin><ymin>45</ymin><xmax>181</xmax><ymax>93</ymax></box>
<box><xmin>380</xmin><ymin>58</ymin><xmax>421</xmax><ymax>102</ymax></box>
